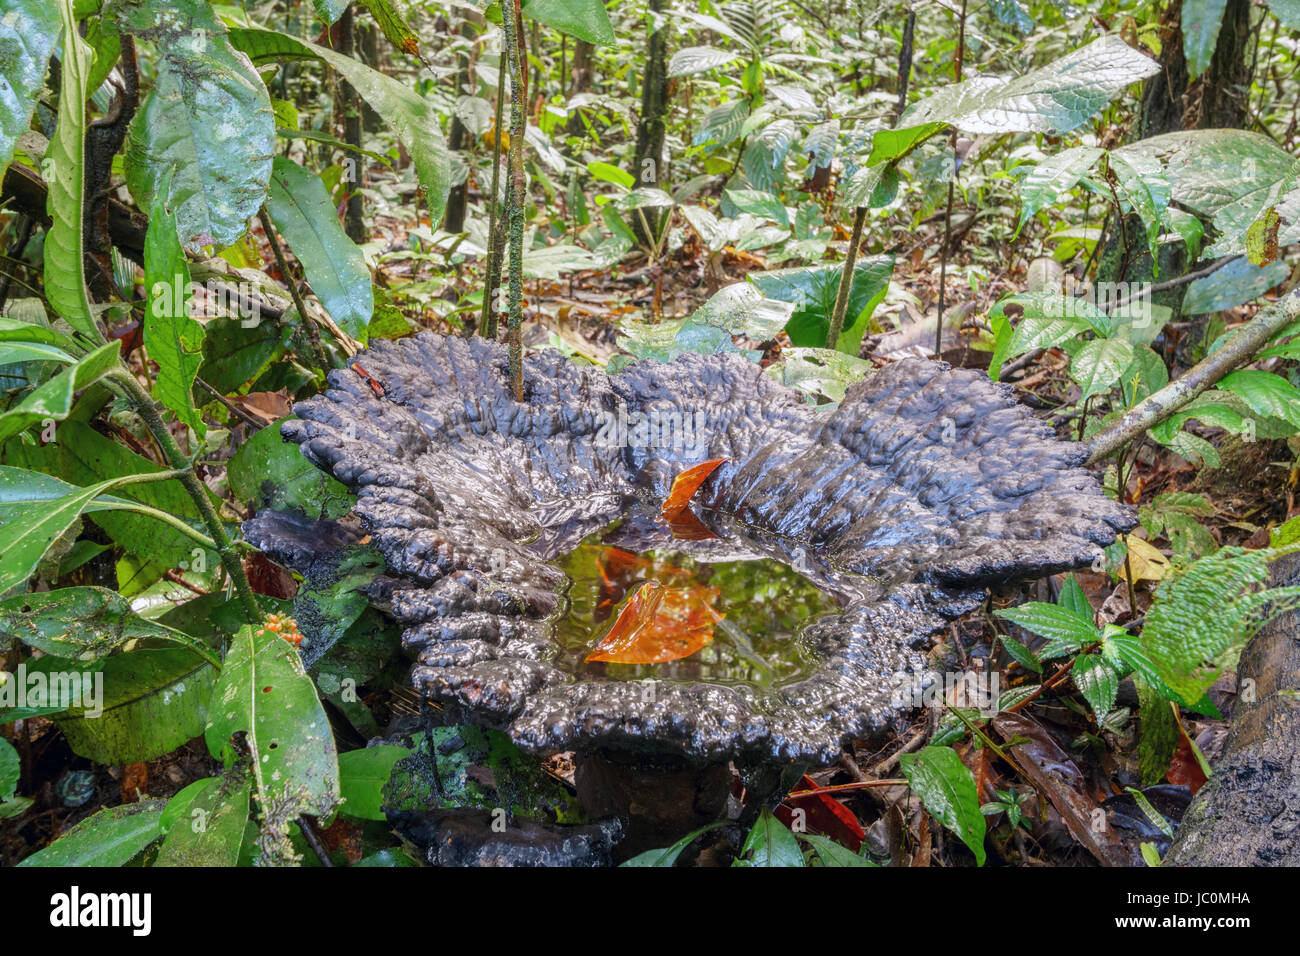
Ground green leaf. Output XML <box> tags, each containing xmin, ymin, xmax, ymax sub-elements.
<box><xmin>1071</xmin><ymin>337</ymin><xmax>1135</xmax><ymax>400</ymax></box>
<box><xmin>155</xmin><ymin>769</ymin><xmax>250</xmax><ymax>866</ymax></box>
<box><xmin>123</xmin><ymin>21</ymin><xmax>275</xmax><ymax>253</ymax></box>
<box><xmin>798</xmin><ymin>832</ymin><xmax>875</xmax><ymax>867</ymax></box>
<box><xmin>0</xmin><ymin>474</ymin><xmax>119</xmax><ymax>595</ymax></box>
<box><xmin>43</xmin><ymin>0</ymin><xmax>100</xmax><ymax>341</ymax></box>
<box><xmin>205</xmin><ymin>623</ymin><xmax>339</xmax><ymax>819</ymax></box>
<box><xmin>1109</xmin><ymin>151</ymin><xmax>1170</xmax><ymax>271</ymax></box>
<box><xmin>357</xmin><ymin>0</ymin><xmax>419</xmax><ymax>56</ymax></box>
<box><xmin>17</xmin><ymin>801</ymin><xmax>165</xmax><ymax>866</ymax></box>
<box><xmin>1114</xmin><ymin>131</ymin><xmax>1300</xmax><ymax>257</ymax></box>
<box><xmin>694</xmin><ymin>99</ymin><xmax>750</xmax><ymax>147</ymax></box>
<box><xmin>900</xmin><ymin>745</ymin><xmax>986</xmax><ymax>866</ymax></box>
<box><xmin>618</xmin><ymin>282</ymin><xmax>793</xmax><ymax>362</ymax></box>
<box><xmin>312</xmin><ymin>0</ymin><xmax>348</xmax><ymax>24</ymax></box>
<box><xmin>1057</xmin><ymin>573</ymin><xmax>1093</xmax><ymax>622</ymax></box>
<box><xmin>1126</xmin><ymin>786</ymin><xmax>1175</xmax><ymax>838</ymax></box>
<box><xmin>995</xmin><ymin>602</ymin><xmax>1100</xmax><ymax>649</ymax></box>
<box><xmin>523</xmin><ymin>0</ymin><xmax>615</xmax><ymax>46</ymax></box>
<box><xmin>0</xmin><ymin>587</ymin><xmax>216</xmax><ymax>661</ymax></box>
<box><xmin>228</xmin><ymin>27</ymin><xmax>451</xmax><ymax>225</ymax></box>
<box><xmin>144</xmin><ymin>177</ymin><xmax>206</xmax><ymax>437</ymax></box>
<box><xmin>668</xmin><ymin>45</ymin><xmax>740</xmax><ymax>78</ymax></box>
<box><xmin>1073</xmin><ymin>654</ymin><xmax>1120</xmax><ymax>722</ymax></box>
<box><xmin>724</xmin><ymin>187</ymin><xmax>789</xmax><ymax>227</ymax></box>
<box><xmin>196</xmin><ymin>312</ymin><xmax>286</xmax><ymax>394</ymax></box>
<box><xmin>1183</xmin><ymin>0</ymin><xmax>1229</xmax><ymax>79</ymax></box>
<box><xmin>1183</xmin><ymin>256</ymin><xmax>1290</xmax><ymax>315</ymax></box>
<box><xmin>1137</xmin><ymin>679</ymin><xmax>1178</xmax><ymax>786</ymax></box>
<box><xmin>747</xmin><ymin>256</ymin><xmax>894</xmax><ymax>355</ymax></box>
<box><xmin>0</xmin><ymin>340</ymin><xmax>121</xmax><ymax>446</ymax></box>
<box><xmin>898</xmin><ymin>36</ymin><xmax>1159</xmax><ymax>135</ymax></box>
<box><xmin>338</xmin><ymin>745</ymin><xmax>409</xmax><ymax>820</ymax></box>
<box><xmin>266</xmin><ymin>157</ymin><xmax>373</xmax><ymax>341</ymax></box>
<box><xmin>227</xmin><ymin>418</ymin><xmax>354</xmax><ymax>519</ymax></box>
<box><xmin>998</xmin><ymin>632</ymin><xmax>1042</xmax><ymax>674</ymax></box>
<box><xmin>1015</xmin><ymin>146</ymin><xmax>1104</xmax><ymax>235</ymax></box>
<box><xmin>1220</xmin><ymin>369</ymin><xmax>1300</xmax><ymax>430</ymax></box>
<box><xmin>0</xmin><ymin>736</ymin><xmax>21</xmax><ymax>814</ymax></box>
<box><xmin>0</xmin><ymin>0</ymin><xmax>61</xmax><ymax>170</ymax></box>
<box><xmin>866</xmin><ymin>122</ymin><xmax>945</xmax><ymax>166</ymax></box>
<box><xmin>39</xmin><ymin>648</ymin><xmax>217</xmax><ymax>764</ymax></box>
<box><xmin>735</xmin><ymin>808</ymin><xmax>805</xmax><ymax>867</ymax></box>
<box><xmin>620</xmin><ymin>822</ymin><xmax>727</xmax><ymax>867</ymax></box>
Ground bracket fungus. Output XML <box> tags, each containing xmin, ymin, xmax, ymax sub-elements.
<box><xmin>249</xmin><ymin>332</ymin><xmax>1131</xmax><ymax>843</ymax></box>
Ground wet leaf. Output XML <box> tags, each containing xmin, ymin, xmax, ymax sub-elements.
<box><xmin>227</xmin><ymin>418</ymin><xmax>354</xmax><ymax>520</ymax></box>
<box><xmin>586</xmin><ymin>581</ymin><xmax>718</xmax><ymax>664</ymax></box>
<box><xmin>661</xmin><ymin>457</ymin><xmax>728</xmax><ymax>518</ymax></box>
<box><xmin>338</xmin><ymin>745</ymin><xmax>409</xmax><ymax>821</ymax></box>
<box><xmin>155</xmin><ymin>769</ymin><xmax>250</xmax><ymax>866</ymax></box>
<box><xmin>993</xmin><ymin>712</ymin><xmax>1127</xmax><ymax>865</ymax></box>
<box><xmin>900</xmin><ymin>745</ymin><xmax>986</xmax><ymax>866</ymax></box>
<box><xmin>265</xmin><ymin>157</ymin><xmax>373</xmax><ymax>341</ymax></box>
<box><xmin>779</xmin><ymin>774</ymin><xmax>865</xmax><ymax>851</ymax></box>
<box><xmin>0</xmin><ymin>0</ymin><xmax>60</xmax><ymax>172</ymax></box>
<box><xmin>205</xmin><ymin>623</ymin><xmax>339</xmax><ymax>819</ymax></box>
<box><xmin>17</xmin><ymin>801</ymin><xmax>166</xmax><ymax>867</ymax></box>
<box><xmin>736</xmin><ymin>808</ymin><xmax>805</xmax><ymax>867</ymax></box>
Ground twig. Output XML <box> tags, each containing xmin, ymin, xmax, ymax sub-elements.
<box><xmin>258</xmin><ymin>207</ymin><xmax>329</xmax><ymax>371</ymax></box>
<box><xmin>1086</xmin><ymin>286</ymin><xmax>1300</xmax><ymax>462</ymax></box>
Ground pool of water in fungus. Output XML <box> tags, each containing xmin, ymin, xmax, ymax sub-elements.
<box><xmin>549</xmin><ymin>526</ymin><xmax>844</xmax><ymax>690</ymax></box>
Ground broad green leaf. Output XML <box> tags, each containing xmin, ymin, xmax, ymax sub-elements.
<box><xmin>266</xmin><ymin>157</ymin><xmax>373</xmax><ymax>341</ymax></box>
<box><xmin>123</xmin><ymin>19</ymin><xmax>275</xmax><ymax>253</ymax></box>
<box><xmin>227</xmin><ymin>418</ymin><xmax>354</xmax><ymax>520</ymax></box>
<box><xmin>724</xmin><ymin>187</ymin><xmax>789</xmax><ymax>227</ymax></box>
<box><xmin>196</xmin><ymin>312</ymin><xmax>286</xmax><ymax>394</ymax></box>
<box><xmin>1183</xmin><ymin>256</ymin><xmax>1290</xmax><ymax>315</ymax></box>
<box><xmin>17</xmin><ymin>801</ymin><xmax>165</xmax><ymax>866</ymax></box>
<box><xmin>1137</xmin><ymin>679</ymin><xmax>1178</xmax><ymax>786</ymax></box>
<box><xmin>743</xmin><ymin>119</ymin><xmax>796</xmax><ymax>192</ymax></box>
<box><xmin>228</xmin><ymin>27</ymin><xmax>450</xmax><ymax>224</ymax></box>
<box><xmin>1015</xmin><ymin>146</ymin><xmax>1104</xmax><ymax>235</ymax></box>
<box><xmin>523</xmin><ymin>0</ymin><xmax>615</xmax><ymax>46</ymax></box>
<box><xmin>205</xmin><ymin>624</ymin><xmax>339</xmax><ymax>819</ymax></box>
<box><xmin>35</xmin><ymin>647</ymin><xmax>217</xmax><ymax>764</ymax></box>
<box><xmin>1073</xmin><ymin>654</ymin><xmax>1120</xmax><ymax>721</ymax></box>
<box><xmin>898</xmin><ymin>36</ymin><xmax>1158</xmax><ymax>135</ymax></box>
<box><xmin>0</xmin><ymin>475</ymin><xmax>120</xmax><ymax>595</ymax></box>
<box><xmin>618</xmin><ymin>282</ymin><xmax>794</xmax><ymax>362</ymax></box>
<box><xmin>765</xmin><ymin>347</ymin><xmax>873</xmax><ymax>403</ymax></box>
<box><xmin>0</xmin><ymin>736</ymin><xmax>20</xmax><ymax>809</ymax></box>
<box><xmin>43</xmin><ymin>0</ymin><xmax>100</xmax><ymax>340</ymax></box>
<box><xmin>1183</xmin><ymin>0</ymin><xmax>1229</xmax><ymax>79</ymax></box>
<box><xmin>155</xmin><ymin>769</ymin><xmax>250</xmax><ymax>866</ymax></box>
<box><xmin>995</xmin><ymin>602</ymin><xmax>1099</xmax><ymax>649</ymax></box>
<box><xmin>1120</xmin><ymin>345</ymin><xmax>1169</xmax><ymax>404</ymax></box>
<box><xmin>694</xmin><ymin>99</ymin><xmax>750</xmax><ymax>147</ymax></box>
<box><xmin>1057</xmin><ymin>573</ymin><xmax>1093</xmax><ymax>622</ymax></box>
<box><xmin>0</xmin><ymin>0</ymin><xmax>60</xmax><ymax>170</ymax></box>
<box><xmin>6</xmin><ymin>421</ymin><xmax>216</xmax><ymax>568</ymax></box>
<box><xmin>798</xmin><ymin>833</ymin><xmax>875</xmax><ymax>867</ymax></box>
<box><xmin>312</xmin><ymin>0</ymin><xmax>348</xmax><ymax>24</ymax></box>
<box><xmin>735</xmin><ymin>808</ymin><xmax>805</xmax><ymax>867</ymax></box>
<box><xmin>668</xmin><ymin>45</ymin><xmax>740</xmax><ymax>78</ymax></box>
<box><xmin>1109</xmin><ymin>151</ymin><xmax>1170</xmax><ymax>270</ymax></box>
<box><xmin>866</xmin><ymin>122</ymin><xmax>944</xmax><ymax>166</ymax></box>
<box><xmin>747</xmin><ymin>256</ymin><xmax>894</xmax><ymax>354</ymax></box>
<box><xmin>338</xmin><ymin>745</ymin><xmax>409</xmax><ymax>820</ymax></box>
<box><xmin>0</xmin><ymin>586</ymin><xmax>215</xmax><ymax>661</ymax></box>
<box><xmin>0</xmin><ymin>317</ymin><xmax>82</xmax><ymax>351</ymax></box>
<box><xmin>1220</xmin><ymin>369</ymin><xmax>1300</xmax><ymax>430</ymax></box>
<box><xmin>0</xmin><ymin>340</ymin><xmax>121</xmax><ymax>446</ymax></box>
<box><xmin>586</xmin><ymin>160</ymin><xmax>635</xmax><ymax>190</ymax></box>
<box><xmin>144</xmin><ymin>177</ymin><xmax>206</xmax><ymax>437</ymax></box>
<box><xmin>1114</xmin><ymin>131</ymin><xmax>1300</xmax><ymax>257</ymax></box>
<box><xmin>900</xmin><ymin>745</ymin><xmax>986</xmax><ymax>865</ymax></box>
<box><xmin>1071</xmin><ymin>337</ymin><xmax>1134</xmax><ymax>400</ymax></box>
<box><xmin>0</xmin><ymin>342</ymin><xmax>76</xmax><ymax>365</ymax></box>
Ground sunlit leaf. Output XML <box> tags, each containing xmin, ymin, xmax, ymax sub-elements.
<box><xmin>585</xmin><ymin>581</ymin><xmax>719</xmax><ymax>664</ymax></box>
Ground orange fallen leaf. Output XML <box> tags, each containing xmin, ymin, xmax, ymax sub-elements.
<box><xmin>661</xmin><ymin>457</ymin><xmax>728</xmax><ymax>518</ymax></box>
<box><xmin>586</xmin><ymin>580</ymin><xmax>719</xmax><ymax>664</ymax></box>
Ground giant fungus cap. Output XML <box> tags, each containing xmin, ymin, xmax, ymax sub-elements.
<box><xmin>252</xmin><ymin>332</ymin><xmax>1131</xmax><ymax>766</ymax></box>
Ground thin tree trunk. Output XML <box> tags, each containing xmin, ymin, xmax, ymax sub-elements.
<box><xmin>632</xmin><ymin>0</ymin><xmax>669</xmax><ymax>246</ymax></box>
<box><xmin>337</xmin><ymin>4</ymin><xmax>366</xmax><ymax>242</ymax></box>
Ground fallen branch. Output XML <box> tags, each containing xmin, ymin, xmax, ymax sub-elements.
<box><xmin>1085</xmin><ymin>286</ymin><xmax>1300</xmax><ymax>464</ymax></box>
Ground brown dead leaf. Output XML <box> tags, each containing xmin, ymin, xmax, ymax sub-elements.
<box><xmin>586</xmin><ymin>580</ymin><xmax>718</xmax><ymax>664</ymax></box>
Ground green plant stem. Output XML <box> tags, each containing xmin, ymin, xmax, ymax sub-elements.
<box><xmin>258</xmin><ymin>207</ymin><xmax>329</xmax><ymax>371</ymax></box>
<box><xmin>110</xmin><ymin>368</ymin><xmax>262</xmax><ymax>622</ymax></box>
<box><xmin>503</xmin><ymin>0</ymin><xmax>527</xmax><ymax>401</ymax></box>
<box><xmin>827</xmin><ymin>205</ymin><xmax>867</xmax><ymax>349</ymax></box>
<box><xmin>481</xmin><ymin>69</ymin><xmax>507</xmax><ymax>340</ymax></box>
<box><xmin>92</xmin><ymin>501</ymin><xmax>217</xmax><ymax>551</ymax></box>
